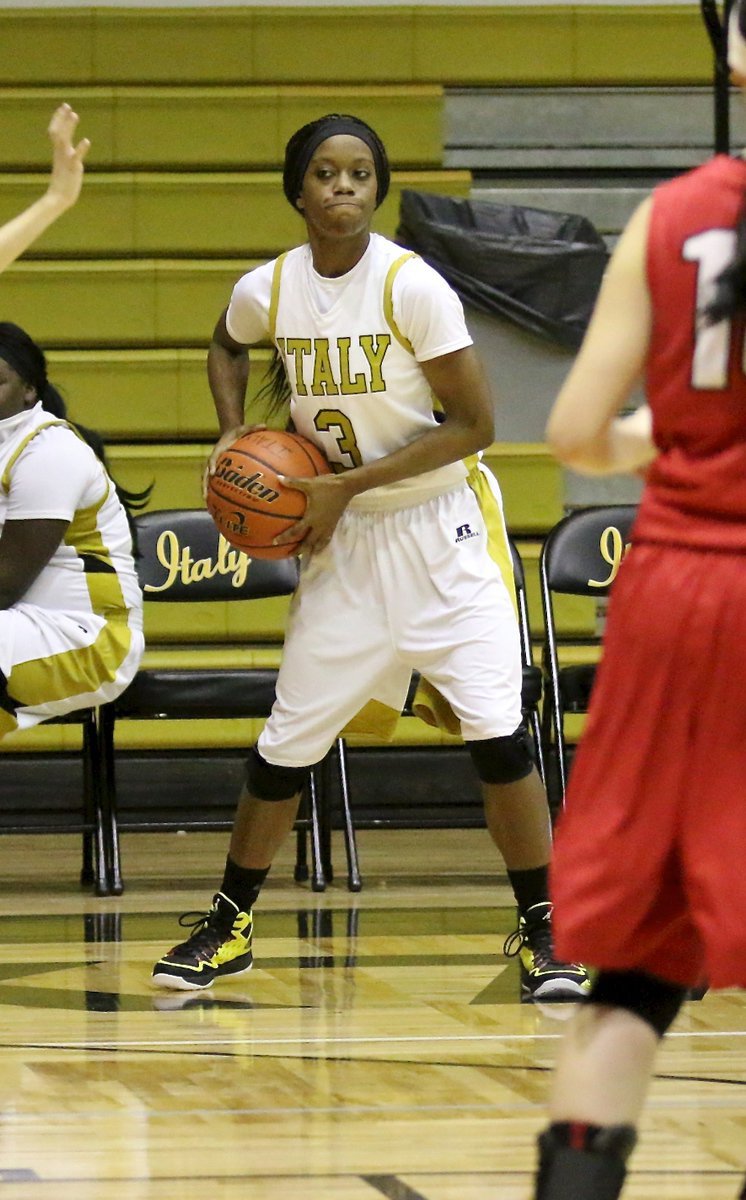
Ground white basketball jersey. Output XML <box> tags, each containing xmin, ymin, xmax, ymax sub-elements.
<box><xmin>0</xmin><ymin>403</ymin><xmax>142</xmax><ymax>626</ymax></box>
<box><xmin>226</xmin><ymin>233</ymin><xmax>473</xmax><ymax>511</ymax></box>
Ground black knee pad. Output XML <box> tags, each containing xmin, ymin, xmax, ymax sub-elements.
<box><xmin>590</xmin><ymin>969</ymin><xmax>686</xmax><ymax>1038</ymax></box>
<box><xmin>466</xmin><ymin>724</ymin><xmax>535</xmax><ymax>784</ymax></box>
<box><xmin>245</xmin><ymin>746</ymin><xmax>307</xmax><ymax>801</ymax></box>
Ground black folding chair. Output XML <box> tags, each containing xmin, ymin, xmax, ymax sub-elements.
<box><xmin>96</xmin><ymin>509</ymin><xmax>325</xmax><ymax>894</ymax></box>
<box><xmin>0</xmin><ymin>707</ymin><xmax>108</xmax><ymax>894</ymax></box>
<box><xmin>539</xmin><ymin>505</ymin><xmax>637</xmax><ymax>809</ymax></box>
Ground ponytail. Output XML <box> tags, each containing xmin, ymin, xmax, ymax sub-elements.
<box><xmin>705</xmin><ymin>193</ymin><xmax>746</xmax><ymax>324</ymax></box>
<box><xmin>707</xmin><ymin>0</ymin><xmax>746</xmax><ymax>323</ymax></box>
<box><xmin>253</xmin><ymin>347</ymin><xmax>291</xmax><ymax>419</ymax></box>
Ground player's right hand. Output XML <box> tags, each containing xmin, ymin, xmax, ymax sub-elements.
<box><xmin>202</xmin><ymin>423</ymin><xmax>266</xmax><ymax>500</ymax></box>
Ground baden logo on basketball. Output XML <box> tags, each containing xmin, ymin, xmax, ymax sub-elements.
<box><xmin>214</xmin><ymin>459</ymin><xmax>281</xmax><ymax>504</ymax></box>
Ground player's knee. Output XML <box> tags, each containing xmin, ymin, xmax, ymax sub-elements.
<box><xmin>245</xmin><ymin>745</ymin><xmax>307</xmax><ymax>801</ymax></box>
<box><xmin>590</xmin><ymin>969</ymin><xmax>687</xmax><ymax>1038</ymax></box>
<box><xmin>466</xmin><ymin>724</ymin><xmax>535</xmax><ymax>784</ymax></box>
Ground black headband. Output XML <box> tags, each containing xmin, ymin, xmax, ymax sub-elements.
<box><xmin>283</xmin><ymin>115</ymin><xmax>390</xmax><ymax>211</ymax></box>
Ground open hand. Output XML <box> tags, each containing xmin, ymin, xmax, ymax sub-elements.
<box><xmin>47</xmin><ymin>104</ymin><xmax>90</xmax><ymax>211</ymax></box>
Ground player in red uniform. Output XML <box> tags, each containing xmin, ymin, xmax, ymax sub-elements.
<box><xmin>531</xmin><ymin>5</ymin><xmax>746</xmax><ymax>1198</ymax></box>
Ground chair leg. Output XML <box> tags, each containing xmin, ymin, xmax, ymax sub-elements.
<box><xmin>88</xmin><ymin>712</ymin><xmax>110</xmax><ymax>896</ymax></box>
<box><xmin>98</xmin><ymin>704</ymin><xmax>123</xmax><ymax>896</ymax></box>
<box><xmin>319</xmin><ymin>753</ymin><xmax>334</xmax><ymax>884</ymax></box>
<box><xmin>80</xmin><ymin>711</ymin><xmax>96</xmax><ymax>888</ymax></box>
<box><xmin>540</xmin><ymin>696</ymin><xmax>563</xmax><ymax>817</ymax></box>
<box><xmin>305</xmin><ymin>768</ymin><xmax>326</xmax><ymax>893</ymax></box>
<box><xmin>529</xmin><ymin>708</ymin><xmax>547</xmax><ymax>788</ymax></box>
<box><xmin>549</xmin><ymin>688</ymin><xmax>569</xmax><ymax>809</ymax></box>
<box><xmin>294</xmin><ymin>826</ymin><xmax>309</xmax><ymax>882</ymax></box>
<box><xmin>335</xmin><ymin>738</ymin><xmax>361</xmax><ymax>892</ymax></box>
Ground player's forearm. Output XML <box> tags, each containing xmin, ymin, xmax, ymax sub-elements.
<box><xmin>340</xmin><ymin>412</ymin><xmax>489</xmax><ymax>499</ymax></box>
<box><xmin>207</xmin><ymin>340</ymin><xmax>249</xmax><ymax>435</ymax></box>
<box><xmin>0</xmin><ymin>192</ymin><xmax>70</xmax><ymax>274</ymax></box>
<box><xmin>550</xmin><ymin>406</ymin><xmax>655</xmax><ymax>477</ymax></box>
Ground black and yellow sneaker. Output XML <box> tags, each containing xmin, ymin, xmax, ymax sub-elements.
<box><xmin>151</xmin><ymin>892</ymin><xmax>253</xmax><ymax>991</ymax></box>
<box><xmin>504</xmin><ymin>901</ymin><xmax>591</xmax><ymax>1002</ymax></box>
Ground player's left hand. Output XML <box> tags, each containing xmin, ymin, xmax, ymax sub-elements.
<box><xmin>273</xmin><ymin>473</ymin><xmax>353</xmax><ymax>556</ymax></box>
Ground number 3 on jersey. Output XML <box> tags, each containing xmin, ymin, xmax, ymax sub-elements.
<box><xmin>315</xmin><ymin>409</ymin><xmax>363</xmax><ymax>470</ymax></box>
<box><xmin>685</xmin><ymin>228</ymin><xmax>741</xmax><ymax>390</ymax></box>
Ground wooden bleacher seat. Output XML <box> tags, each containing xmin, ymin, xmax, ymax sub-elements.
<box><xmin>99</xmin><ymin>441</ymin><xmax>566</xmax><ymax>538</ymax></box>
<box><xmin>46</xmin><ymin>348</ymin><xmax>274</xmax><ymax>440</ymax></box>
<box><xmin>3</xmin><ymin>260</ymin><xmax>264</xmax><ymax>348</ymax></box>
<box><xmin>0</xmin><ymin>171</ymin><xmax>471</xmax><ymax>258</ymax></box>
<box><xmin>0</xmin><ymin>7</ymin><xmax>712</xmax><ymax>89</ymax></box>
<box><xmin>0</xmin><ymin>86</ymin><xmax>444</xmax><ymax>170</ymax></box>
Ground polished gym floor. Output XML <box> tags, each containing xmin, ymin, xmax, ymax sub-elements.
<box><xmin>0</xmin><ymin>828</ymin><xmax>742</xmax><ymax>1199</ymax></box>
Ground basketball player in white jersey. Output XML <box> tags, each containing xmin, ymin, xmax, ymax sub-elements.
<box><xmin>152</xmin><ymin>114</ymin><xmax>590</xmax><ymax>1004</ymax></box>
<box><xmin>0</xmin><ymin>322</ymin><xmax>145</xmax><ymax>738</ymax></box>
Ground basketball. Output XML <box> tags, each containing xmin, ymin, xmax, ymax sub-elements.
<box><xmin>206</xmin><ymin>428</ymin><xmax>331</xmax><ymax>559</ymax></box>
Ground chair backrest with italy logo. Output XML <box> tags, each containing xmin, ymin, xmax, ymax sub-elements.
<box><xmin>134</xmin><ymin>508</ymin><xmax>298</xmax><ymax>602</ymax></box>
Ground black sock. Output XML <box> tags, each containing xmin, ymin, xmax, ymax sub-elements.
<box><xmin>507</xmin><ymin>864</ymin><xmax>549</xmax><ymax>916</ymax></box>
<box><xmin>535</xmin><ymin>1121</ymin><xmax>637</xmax><ymax>1200</ymax></box>
<box><xmin>220</xmin><ymin>857</ymin><xmax>269</xmax><ymax>914</ymax></box>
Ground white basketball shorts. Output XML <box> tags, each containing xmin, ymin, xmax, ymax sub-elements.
<box><xmin>0</xmin><ymin>602</ymin><xmax>144</xmax><ymax>739</ymax></box>
<box><xmin>258</xmin><ymin>479</ymin><xmax>523</xmax><ymax>768</ymax></box>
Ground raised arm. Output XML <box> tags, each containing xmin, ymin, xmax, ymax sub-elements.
<box><xmin>0</xmin><ymin>103</ymin><xmax>90</xmax><ymax>275</ymax></box>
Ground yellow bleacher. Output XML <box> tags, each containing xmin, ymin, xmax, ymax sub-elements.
<box><xmin>0</xmin><ymin>7</ymin><xmax>712</xmax><ymax>89</ymax></box>
<box><xmin>0</xmin><ymin>4</ymin><xmax>627</xmax><ymax>769</ymax></box>
<box><xmin>0</xmin><ymin>86</ymin><xmax>445</xmax><ymax>171</ymax></box>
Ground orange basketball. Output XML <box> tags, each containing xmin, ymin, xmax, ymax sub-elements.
<box><xmin>206</xmin><ymin>428</ymin><xmax>331</xmax><ymax>559</ymax></box>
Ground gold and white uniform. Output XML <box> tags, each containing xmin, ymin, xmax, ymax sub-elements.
<box><xmin>226</xmin><ymin>233</ymin><xmax>522</xmax><ymax>767</ymax></box>
<box><xmin>0</xmin><ymin>403</ymin><xmax>144</xmax><ymax>738</ymax></box>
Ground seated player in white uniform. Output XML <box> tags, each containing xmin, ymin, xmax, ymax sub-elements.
<box><xmin>0</xmin><ymin>322</ymin><xmax>145</xmax><ymax>737</ymax></box>
<box><xmin>152</xmin><ymin>113</ymin><xmax>590</xmax><ymax>1004</ymax></box>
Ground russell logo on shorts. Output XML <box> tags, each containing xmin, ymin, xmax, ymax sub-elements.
<box><xmin>455</xmin><ymin>523</ymin><xmax>479</xmax><ymax>543</ymax></box>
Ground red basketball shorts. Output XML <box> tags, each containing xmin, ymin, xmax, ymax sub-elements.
<box><xmin>551</xmin><ymin>540</ymin><xmax>746</xmax><ymax>990</ymax></box>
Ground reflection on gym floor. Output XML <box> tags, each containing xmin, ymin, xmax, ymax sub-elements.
<box><xmin>0</xmin><ymin>830</ymin><xmax>741</xmax><ymax>1200</ymax></box>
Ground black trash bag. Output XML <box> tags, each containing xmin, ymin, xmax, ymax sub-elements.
<box><xmin>396</xmin><ymin>190</ymin><xmax>609</xmax><ymax>350</ymax></box>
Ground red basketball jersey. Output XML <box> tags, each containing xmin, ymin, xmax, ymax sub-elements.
<box><xmin>636</xmin><ymin>155</ymin><xmax>746</xmax><ymax>549</ymax></box>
